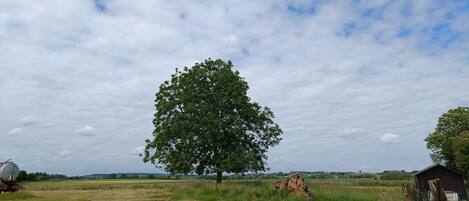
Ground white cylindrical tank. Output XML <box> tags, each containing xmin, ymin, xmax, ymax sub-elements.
<box><xmin>0</xmin><ymin>161</ymin><xmax>20</xmax><ymax>182</ymax></box>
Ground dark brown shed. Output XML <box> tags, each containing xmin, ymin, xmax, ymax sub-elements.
<box><xmin>414</xmin><ymin>164</ymin><xmax>467</xmax><ymax>200</ymax></box>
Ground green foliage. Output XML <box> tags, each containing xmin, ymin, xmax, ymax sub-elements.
<box><xmin>451</xmin><ymin>131</ymin><xmax>469</xmax><ymax>178</ymax></box>
<box><xmin>425</xmin><ymin>107</ymin><xmax>469</xmax><ymax>175</ymax></box>
<box><xmin>109</xmin><ymin>173</ymin><xmax>117</xmax><ymax>179</ymax></box>
<box><xmin>17</xmin><ymin>170</ymin><xmax>28</xmax><ymax>182</ymax></box>
<box><xmin>16</xmin><ymin>171</ymin><xmax>67</xmax><ymax>182</ymax></box>
<box><xmin>143</xmin><ymin>59</ymin><xmax>282</xmax><ymax>182</ymax></box>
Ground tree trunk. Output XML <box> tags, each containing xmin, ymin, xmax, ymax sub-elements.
<box><xmin>216</xmin><ymin>172</ymin><xmax>222</xmax><ymax>184</ymax></box>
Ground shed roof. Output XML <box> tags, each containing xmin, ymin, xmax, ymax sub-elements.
<box><xmin>413</xmin><ymin>164</ymin><xmax>463</xmax><ymax>176</ymax></box>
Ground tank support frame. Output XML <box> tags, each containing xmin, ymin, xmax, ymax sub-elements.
<box><xmin>0</xmin><ymin>181</ymin><xmax>21</xmax><ymax>193</ymax></box>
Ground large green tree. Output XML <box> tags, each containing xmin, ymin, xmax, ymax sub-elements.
<box><xmin>425</xmin><ymin>107</ymin><xmax>469</xmax><ymax>179</ymax></box>
<box><xmin>143</xmin><ymin>59</ymin><xmax>282</xmax><ymax>183</ymax></box>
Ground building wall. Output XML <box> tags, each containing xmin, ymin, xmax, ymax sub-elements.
<box><xmin>416</xmin><ymin>166</ymin><xmax>468</xmax><ymax>200</ymax></box>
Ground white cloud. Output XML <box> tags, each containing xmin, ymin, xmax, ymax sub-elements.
<box><xmin>76</xmin><ymin>126</ymin><xmax>97</xmax><ymax>136</ymax></box>
<box><xmin>7</xmin><ymin>128</ymin><xmax>24</xmax><ymax>135</ymax></box>
<box><xmin>20</xmin><ymin>116</ymin><xmax>40</xmax><ymax>126</ymax></box>
<box><xmin>380</xmin><ymin>133</ymin><xmax>402</xmax><ymax>144</ymax></box>
<box><xmin>58</xmin><ymin>150</ymin><xmax>72</xmax><ymax>157</ymax></box>
<box><xmin>339</xmin><ymin>128</ymin><xmax>365</xmax><ymax>135</ymax></box>
<box><xmin>131</xmin><ymin>146</ymin><xmax>144</xmax><ymax>155</ymax></box>
<box><xmin>284</xmin><ymin>126</ymin><xmax>305</xmax><ymax>132</ymax></box>
<box><xmin>223</xmin><ymin>34</ymin><xmax>239</xmax><ymax>44</ymax></box>
<box><xmin>336</xmin><ymin>128</ymin><xmax>368</xmax><ymax>140</ymax></box>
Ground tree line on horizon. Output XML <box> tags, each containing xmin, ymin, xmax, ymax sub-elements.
<box><xmin>16</xmin><ymin>171</ymin><xmax>67</xmax><ymax>182</ymax></box>
<box><xmin>16</xmin><ymin>170</ymin><xmax>415</xmax><ymax>181</ymax></box>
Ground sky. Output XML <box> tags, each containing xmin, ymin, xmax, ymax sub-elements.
<box><xmin>0</xmin><ymin>0</ymin><xmax>468</xmax><ymax>176</ymax></box>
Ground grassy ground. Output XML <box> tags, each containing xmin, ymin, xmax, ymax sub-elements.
<box><xmin>0</xmin><ymin>179</ymin><xmax>405</xmax><ymax>201</ymax></box>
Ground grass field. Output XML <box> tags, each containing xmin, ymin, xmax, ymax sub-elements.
<box><xmin>1</xmin><ymin>179</ymin><xmax>405</xmax><ymax>201</ymax></box>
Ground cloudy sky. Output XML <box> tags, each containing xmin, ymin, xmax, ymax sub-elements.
<box><xmin>1</xmin><ymin>0</ymin><xmax>468</xmax><ymax>176</ymax></box>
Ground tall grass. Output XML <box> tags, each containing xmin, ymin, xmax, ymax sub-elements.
<box><xmin>0</xmin><ymin>179</ymin><xmax>405</xmax><ymax>201</ymax></box>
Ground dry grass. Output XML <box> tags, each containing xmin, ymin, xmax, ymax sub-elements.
<box><xmin>28</xmin><ymin>189</ymin><xmax>171</xmax><ymax>201</ymax></box>
<box><xmin>0</xmin><ymin>179</ymin><xmax>405</xmax><ymax>201</ymax></box>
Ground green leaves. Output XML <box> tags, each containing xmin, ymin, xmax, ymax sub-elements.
<box><xmin>450</xmin><ymin>131</ymin><xmax>469</xmax><ymax>177</ymax></box>
<box><xmin>143</xmin><ymin>59</ymin><xmax>282</xmax><ymax>181</ymax></box>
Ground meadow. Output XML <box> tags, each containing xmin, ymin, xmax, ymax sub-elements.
<box><xmin>1</xmin><ymin>179</ymin><xmax>406</xmax><ymax>201</ymax></box>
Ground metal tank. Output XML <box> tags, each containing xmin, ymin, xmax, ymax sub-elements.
<box><xmin>0</xmin><ymin>160</ymin><xmax>19</xmax><ymax>182</ymax></box>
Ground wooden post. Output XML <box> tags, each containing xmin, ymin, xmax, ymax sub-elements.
<box><xmin>428</xmin><ymin>179</ymin><xmax>447</xmax><ymax>201</ymax></box>
<box><xmin>401</xmin><ymin>183</ymin><xmax>414</xmax><ymax>201</ymax></box>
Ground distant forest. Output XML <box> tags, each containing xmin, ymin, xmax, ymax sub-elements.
<box><xmin>17</xmin><ymin>171</ymin><xmax>67</xmax><ymax>181</ymax></box>
<box><xmin>17</xmin><ymin>170</ymin><xmax>415</xmax><ymax>181</ymax></box>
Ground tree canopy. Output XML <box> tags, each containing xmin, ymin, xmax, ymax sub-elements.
<box><xmin>143</xmin><ymin>59</ymin><xmax>282</xmax><ymax>183</ymax></box>
<box><xmin>451</xmin><ymin>131</ymin><xmax>469</xmax><ymax>178</ymax></box>
<box><xmin>425</xmin><ymin>107</ymin><xmax>469</xmax><ymax>178</ymax></box>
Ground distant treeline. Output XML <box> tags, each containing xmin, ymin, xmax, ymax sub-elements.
<box><xmin>195</xmin><ymin>170</ymin><xmax>415</xmax><ymax>181</ymax></box>
<box><xmin>71</xmin><ymin>173</ymin><xmax>176</xmax><ymax>180</ymax></box>
<box><xmin>17</xmin><ymin>170</ymin><xmax>67</xmax><ymax>181</ymax></box>
<box><xmin>17</xmin><ymin>170</ymin><xmax>416</xmax><ymax>181</ymax></box>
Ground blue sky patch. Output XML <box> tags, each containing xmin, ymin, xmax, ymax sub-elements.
<box><xmin>429</xmin><ymin>23</ymin><xmax>460</xmax><ymax>48</ymax></box>
<box><xmin>397</xmin><ymin>27</ymin><xmax>412</xmax><ymax>38</ymax></box>
<box><xmin>464</xmin><ymin>57</ymin><xmax>469</xmax><ymax>63</ymax></box>
<box><xmin>94</xmin><ymin>0</ymin><xmax>107</xmax><ymax>13</ymax></box>
<box><xmin>339</xmin><ymin>23</ymin><xmax>356</xmax><ymax>37</ymax></box>
<box><xmin>400</xmin><ymin>2</ymin><xmax>412</xmax><ymax>18</ymax></box>
<box><xmin>286</xmin><ymin>3</ymin><xmax>316</xmax><ymax>16</ymax></box>
<box><xmin>337</xmin><ymin>22</ymin><xmax>369</xmax><ymax>38</ymax></box>
<box><xmin>360</xmin><ymin>1</ymin><xmax>394</xmax><ymax>20</ymax></box>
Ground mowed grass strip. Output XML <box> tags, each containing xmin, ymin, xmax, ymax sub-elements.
<box><xmin>1</xmin><ymin>179</ymin><xmax>405</xmax><ymax>201</ymax></box>
<box><xmin>23</xmin><ymin>179</ymin><xmax>180</xmax><ymax>191</ymax></box>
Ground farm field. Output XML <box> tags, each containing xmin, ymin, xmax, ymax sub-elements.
<box><xmin>1</xmin><ymin>179</ymin><xmax>405</xmax><ymax>201</ymax></box>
